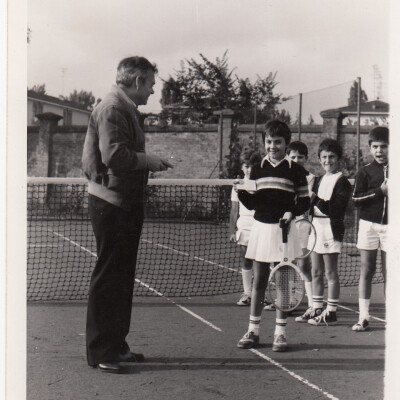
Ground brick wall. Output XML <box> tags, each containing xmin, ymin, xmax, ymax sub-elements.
<box><xmin>27</xmin><ymin>123</ymin><xmax>374</xmax><ymax>179</ymax></box>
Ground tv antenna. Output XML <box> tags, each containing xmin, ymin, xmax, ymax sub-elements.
<box><xmin>373</xmin><ymin>65</ymin><xmax>382</xmax><ymax>100</ymax></box>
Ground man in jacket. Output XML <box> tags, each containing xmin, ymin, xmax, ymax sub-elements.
<box><xmin>82</xmin><ymin>56</ymin><xmax>172</xmax><ymax>373</ymax></box>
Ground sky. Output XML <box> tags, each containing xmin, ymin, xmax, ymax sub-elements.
<box><xmin>27</xmin><ymin>0</ymin><xmax>390</xmax><ymax>121</ymax></box>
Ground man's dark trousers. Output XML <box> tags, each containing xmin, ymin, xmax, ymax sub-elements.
<box><xmin>86</xmin><ymin>194</ymin><xmax>144</xmax><ymax>366</ymax></box>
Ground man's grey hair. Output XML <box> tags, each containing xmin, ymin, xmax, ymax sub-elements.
<box><xmin>116</xmin><ymin>56</ymin><xmax>158</xmax><ymax>87</ymax></box>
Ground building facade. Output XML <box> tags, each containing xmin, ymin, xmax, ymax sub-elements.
<box><xmin>27</xmin><ymin>90</ymin><xmax>91</xmax><ymax>126</ymax></box>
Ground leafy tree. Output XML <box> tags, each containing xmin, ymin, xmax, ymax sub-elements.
<box><xmin>60</xmin><ymin>90</ymin><xmax>96</xmax><ymax>111</ymax></box>
<box><xmin>28</xmin><ymin>84</ymin><xmax>46</xmax><ymax>95</ymax></box>
<box><xmin>164</xmin><ymin>51</ymin><xmax>288</xmax><ymax>124</ymax></box>
<box><xmin>273</xmin><ymin>109</ymin><xmax>291</xmax><ymax>125</ymax></box>
<box><xmin>174</xmin><ymin>51</ymin><xmax>236</xmax><ymax>121</ymax></box>
<box><xmin>307</xmin><ymin>114</ymin><xmax>315</xmax><ymax>125</ymax></box>
<box><xmin>160</xmin><ymin>77</ymin><xmax>183</xmax><ymax>107</ymax></box>
<box><xmin>348</xmin><ymin>80</ymin><xmax>368</xmax><ymax>106</ymax></box>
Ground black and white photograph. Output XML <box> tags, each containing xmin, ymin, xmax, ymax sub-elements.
<box><xmin>4</xmin><ymin>0</ymin><xmax>400</xmax><ymax>399</ymax></box>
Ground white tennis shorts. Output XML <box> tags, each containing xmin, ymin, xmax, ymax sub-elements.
<box><xmin>245</xmin><ymin>220</ymin><xmax>302</xmax><ymax>263</ymax></box>
<box><xmin>308</xmin><ymin>216</ymin><xmax>342</xmax><ymax>254</ymax></box>
<box><xmin>357</xmin><ymin>219</ymin><xmax>387</xmax><ymax>252</ymax></box>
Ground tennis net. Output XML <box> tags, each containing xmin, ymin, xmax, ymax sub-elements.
<box><xmin>27</xmin><ymin>178</ymin><xmax>383</xmax><ymax>301</ymax></box>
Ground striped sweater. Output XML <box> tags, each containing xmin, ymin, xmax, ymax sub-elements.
<box><xmin>238</xmin><ymin>156</ymin><xmax>310</xmax><ymax>224</ymax></box>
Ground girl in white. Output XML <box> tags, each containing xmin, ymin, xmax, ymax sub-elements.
<box><xmin>229</xmin><ymin>151</ymin><xmax>261</xmax><ymax>306</ymax></box>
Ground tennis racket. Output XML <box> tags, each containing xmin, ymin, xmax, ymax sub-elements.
<box><xmin>295</xmin><ymin>217</ymin><xmax>316</xmax><ymax>259</ymax></box>
<box><xmin>267</xmin><ymin>219</ymin><xmax>306</xmax><ymax>312</ymax></box>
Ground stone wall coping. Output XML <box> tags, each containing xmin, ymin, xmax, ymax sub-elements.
<box><xmin>27</xmin><ymin>123</ymin><xmax>373</xmax><ymax>135</ymax></box>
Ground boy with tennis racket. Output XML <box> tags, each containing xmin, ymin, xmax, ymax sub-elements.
<box><xmin>236</xmin><ymin>120</ymin><xmax>310</xmax><ymax>352</ymax></box>
<box><xmin>351</xmin><ymin>126</ymin><xmax>388</xmax><ymax>331</ymax></box>
<box><xmin>229</xmin><ymin>148</ymin><xmax>262</xmax><ymax>306</ymax></box>
<box><xmin>285</xmin><ymin>141</ymin><xmax>316</xmax><ymax>320</ymax></box>
<box><xmin>307</xmin><ymin>139</ymin><xmax>352</xmax><ymax>326</ymax></box>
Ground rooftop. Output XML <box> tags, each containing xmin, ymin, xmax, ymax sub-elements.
<box><xmin>321</xmin><ymin>100</ymin><xmax>389</xmax><ymax>116</ymax></box>
<box><xmin>27</xmin><ymin>90</ymin><xmax>91</xmax><ymax>113</ymax></box>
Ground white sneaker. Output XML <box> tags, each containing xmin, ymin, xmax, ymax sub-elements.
<box><xmin>352</xmin><ymin>319</ymin><xmax>369</xmax><ymax>331</ymax></box>
<box><xmin>237</xmin><ymin>294</ymin><xmax>251</xmax><ymax>306</ymax></box>
<box><xmin>264</xmin><ymin>302</ymin><xmax>276</xmax><ymax>311</ymax></box>
<box><xmin>272</xmin><ymin>334</ymin><xmax>287</xmax><ymax>352</ymax></box>
<box><xmin>295</xmin><ymin>307</ymin><xmax>314</xmax><ymax>323</ymax></box>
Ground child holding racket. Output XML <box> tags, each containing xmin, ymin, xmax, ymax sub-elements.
<box><xmin>351</xmin><ymin>127</ymin><xmax>388</xmax><ymax>331</ymax></box>
<box><xmin>229</xmin><ymin>148</ymin><xmax>262</xmax><ymax>306</ymax></box>
<box><xmin>285</xmin><ymin>141</ymin><xmax>316</xmax><ymax>320</ymax></box>
<box><xmin>236</xmin><ymin>120</ymin><xmax>310</xmax><ymax>352</ymax></box>
<box><xmin>307</xmin><ymin>139</ymin><xmax>352</xmax><ymax>326</ymax></box>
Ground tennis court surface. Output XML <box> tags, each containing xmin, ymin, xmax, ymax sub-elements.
<box><xmin>27</xmin><ymin>178</ymin><xmax>386</xmax><ymax>399</ymax></box>
<box><xmin>28</xmin><ymin>286</ymin><xmax>385</xmax><ymax>400</ymax></box>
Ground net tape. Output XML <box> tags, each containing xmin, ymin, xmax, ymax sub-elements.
<box><xmin>27</xmin><ymin>178</ymin><xmax>383</xmax><ymax>301</ymax></box>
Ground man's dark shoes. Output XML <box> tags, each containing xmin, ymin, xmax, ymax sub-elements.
<box><xmin>90</xmin><ymin>351</ymin><xmax>144</xmax><ymax>372</ymax></box>
<box><xmin>118</xmin><ymin>351</ymin><xmax>145</xmax><ymax>363</ymax></box>
<box><xmin>94</xmin><ymin>363</ymin><xmax>123</xmax><ymax>373</ymax></box>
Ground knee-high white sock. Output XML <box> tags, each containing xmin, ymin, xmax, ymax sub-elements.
<box><xmin>359</xmin><ymin>298</ymin><xmax>370</xmax><ymax>321</ymax></box>
<box><xmin>305</xmin><ymin>281</ymin><xmax>313</xmax><ymax>307</ymax></box>
<box><xmin>242</xmin><ymin>268</ymin><xmax>253</xmax><ymax>297</ymax></box>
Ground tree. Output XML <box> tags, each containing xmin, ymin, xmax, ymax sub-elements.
<box><xmin>307</xmin><ymin>114</ymin><xmax>315</xmax><ymax>125</ymax></box>
<box><xmin>272</xmin><ymin>109</ymin><xmax>291</xmax><ymax>125</ymax></box>
<box><xmin>28</xmin><ymin>84</ymin><xmax>46</xmax><ymax>95</ymax></box>
<box><xmin>160</xmin><ymin>77</ymin><xmax>183</xmax><ymax>107</ymax></box>
<box><xmin>348</xmin><ymin>80</ymin><xmax>368</xmax><ymax>106</ymax></box>
<box><xmin>174</xmin><ymin>51</ymin><xmax>236</xmax><ymax>121</ymax></box>
<box><xmin>165</xmin><ymin>51</ymin><xmax>288</xmax><ymax>124</ymax></box>
<box><xmin>60</xmin><ymin>90</ymin><xmax>96</xmax><ymax>111</ymax></box>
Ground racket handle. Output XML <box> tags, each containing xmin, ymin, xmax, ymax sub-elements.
<box><xmin>279</xmin><ymin>219</ymin><xmax>289</xmax><ymax>244</ymax></box>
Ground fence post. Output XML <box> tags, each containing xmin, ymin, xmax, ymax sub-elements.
<box><xmin>213</xmin><ymin>109</ymin><xmax>234</xmax><ymax>177</ymax></box>
<box><xmin>31</xmin><ymin>112</ymin><xmax>63</xmax><ymax>177</ymax></box>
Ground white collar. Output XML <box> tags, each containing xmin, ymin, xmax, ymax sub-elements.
<box><xmin>261</xmin><ymin>155</ymin><xmax>291</xmax><ymax>168</ymax></box>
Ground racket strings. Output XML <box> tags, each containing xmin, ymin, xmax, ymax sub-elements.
<box><xmin>269</xmin><ymin>265</ymin><xmax>304</xmax><ymax>310</ymax></box>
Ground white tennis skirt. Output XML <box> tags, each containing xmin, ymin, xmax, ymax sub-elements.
<box><xmin>236</xmin><ymin>229</ymin><xmax>251</xmax><ymax>246</ymax></box>
<box><xmin>245</xmin><ymin>220</ymin><xmax>302</xmax><ymax>263</ymax></box>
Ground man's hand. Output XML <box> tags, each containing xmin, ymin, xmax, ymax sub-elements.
<box><xmin>147</xmin><ymin>154</ymin><xmax>174</xmax><ymax>172</ymax></box>
<box><xmin>381</xmin><ymin>180</ymin><xmax>388</xmax><ymax>196</ymax></box>
<box><xmin>229</xmin><ymin>233</ymin><xmax>237</xmax><ymax>243</ymax></box>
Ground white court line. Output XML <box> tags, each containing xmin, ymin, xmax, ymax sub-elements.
<box><xmin>50</xmin><ymin>229</ymin><xmax>386</xmax><ymax>322</ymax></box>
<box><xmin>136</xmin><ymin>274</ymin><xmax>339</xmax><ymax>399</ymax></box>
<box><xmin>135</xmin><ymin>279</ymin><xmax>223</xmax><ymax>332</ymax></box>
<box><xmin>49</xmin><ymin>229</ymin><xmax>369</xmax><ymax>399</ymax></box>
<box><xmin>50</xmin><ymin>230</ymin><xmax>97</xmax><ymax>257</ymax></box>
<box><xmin>335</xmin><ymin>303</ymin><xmax>386</xmax><ymax>323</ymax></box>
<box><xmin>141</xmin><ymin>238</ymin><xmax>238</xmax><ymax>273</ymax></box>
<box><xmin>136</xmin><ymin>278</ymin><xmax>339</xmax><ymax>399</ymax></box>
<box><xmin>250</xmin><ymin>349</ymin><xmax>340</xmax><ymax>400</ymax></box>
<box><xmin>49</xmin><ymin>229</ymin><xmax>224</xmax><ymax>332</ymax></box>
